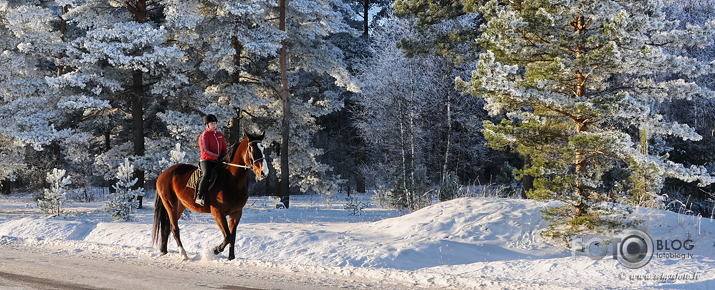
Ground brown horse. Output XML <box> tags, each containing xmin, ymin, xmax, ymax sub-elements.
<box><xmin>152</xmin><ymin>131</ymin><xmax>268</xmax><ymax>261</ymax></box>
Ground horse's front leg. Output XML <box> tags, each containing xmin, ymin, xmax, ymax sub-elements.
<box><xmin>211</xmin><ymin>209</ymin><xmax>231</xmax><ymax>255</ymax></box>
<box><xmin>226</xmin><ymin>212</ymin><xmax>242</xmax><ymax>260</ymax></box>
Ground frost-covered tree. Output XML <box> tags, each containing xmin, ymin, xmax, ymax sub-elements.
<box><xmin>353</xmin><ymin>16</ymin><xmax>449</xmax><ymax>209</ymax></box>
<box><xmin>340</xmin><ymin>0</ymin><xmax>393</xmax><ymax>36</ymax></box>
<box><xmin>167</xmin><ymin>143</ymin><xmax>187</xmax><ymax>164</ymax></box>
<box><xmin>156</xmin><ymin>0</ymin><xmax>284</xmax><ymax>200</ymax></box>
<box><xmin>55</xmin><ymin>0</ymin><xmax>186</xmax><ymax>192</ymax></box>
<box><xmin>354</xmin><ymin>18</ymin><xmax>432</xmax><ymax>210</ymax></box>
<box><xmin>160</xmin><ymin>0</ymin><xmax>283</xmax><ymax>144</ymax></box>
<box><xmin>0</xmin><ymin>1</ymin><xmax>76</xmax><ymax>192</ymax></box>
<box><xmin>458</xmin><ymin>0</ymin><xmax>715</xmax><ymax>236</ymax></box>
<box><xmin>152</xmin><ymin>0</ymin><xmax>357</xmax><ymax>204</ymax></box>
<box><xmin>104</xmin><ymin>158</ymin><xmax>143</xmax><ymax>221</ymax></box>
<box><xmin>378</xmin><ymin>6</ymin><xmax>499</xmax><ymax>194</ymax></box>
<box><xmin>393</xmin><ymin>0</ymin><xmax>482</xmax><ymax>62</ymax></box>
<box><xmin>269</xmin><ymin>0</ymin><xmax>359</xmax><ymax>202</ymax></box>
<box><xmin>38</xmin><ymin>168</ymin><xmax>71</xmax><ymax>216</ymax></box>
<box><xmin>655</xmin><ymin>0</ymin><xmax>715</xmax><ymax>215</ymax></box>
<box><xmin>353</xmin><ymin>13</ymin><xmax>488</xmax><ymax>209</ymax></box>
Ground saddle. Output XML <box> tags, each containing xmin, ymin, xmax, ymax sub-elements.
<box><xmin>186</xmin><ymin>168</ymin><xmax>218</xmax><ymax>191</ymax></box>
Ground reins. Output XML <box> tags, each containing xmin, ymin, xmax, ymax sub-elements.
<box><xmin>222</xmin><ymin>162</ymin><xmax>252</xmax><ymax>169</ymax></box>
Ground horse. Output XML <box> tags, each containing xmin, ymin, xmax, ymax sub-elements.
<box><xmin>152</xmin><ymin>131</ymin><xmax>268</xmax><ymax>261</ymax></box>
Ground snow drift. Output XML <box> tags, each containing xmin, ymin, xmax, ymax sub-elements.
<box><xmin>1</xmin><ymin>194</ymin><xmax>714</xmax><ymax>289</ymax></box>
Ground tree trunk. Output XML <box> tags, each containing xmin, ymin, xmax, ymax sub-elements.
<box><xmin>406</xmin><ymin>61</ymin><xmax>417</xmax><ymax>210</ymax></box>
<box><xmin>573</xmin><ymin>121</ymin><xmax>588</xmax><ymax>218</ymax></box>
<box><xmin>279</xmin><ymin>0</ymin><xmax>290</xmax><ymax>208</ymax></box>
<box><xmin>1</xmin><ymin>180</ymin><xmax>10</xmax><ymax>195</ymax></box>
<box><xmin>440</xmin><ymin>66</ymin><xmax>453</xmax><ymax>199</ymax></box>
<box><xmin>131</xmin><ymin>70</ymin><xmax>145</xmax><ymax>209</ymax></box>
<box><xmin>231</xmin><ymin>36</ymin><xmax>243</xmax><ymax>84</ymax></box>
<box><xmin>571</xmin><ymin>17</ymin><xmax>588</xmax><ymax>218</ymax></box>
<box><xmin>56</xmin><ymin>5</ymin><xmax>69</xmax><ymax>76</ymax></box>
<box><xmin>408</xmin><ymin>96</ymin><xmax>416</xmax><ymax>210</ymax></box>
<box><xmin>127</xmin><ymin>0</ymin><xmax>148</xmax><ymax>209</ymax></box>
<box><xmin>227</xmin><ymin>36</ymin><xmax>244</xmax><ymax>144</ymax></box>
<box><xmin>227</xmin><ymin>114</ymin><xmax>242</xmax><ymax>145</ymax></box>
<box><xmin>104</xmin><ymin>129</ymin><xmax>111</xmax><ymax>152</ymax></box>
<box><xmin>362</xmin><ymin>0</ymin><xmax>369</xmax><ymax>36</ymax></box>
<box><xmin>356</xmin><ymin>176</ymin><xmax>366</xmax><ymax>193</ymax></box>
<box><xmin>398</xmin><ymin>101</ymin><xmax>409</xmax><ymax>209</ymax></box>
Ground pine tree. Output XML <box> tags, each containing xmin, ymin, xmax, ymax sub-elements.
<box><xmin>55</xmin><ymin>0</ymin><xmax>186</xmax><ymax>189</ymax></box>
<box><xmin>392</xmin><ymin>0</ymin><xmax>482</xmax><ymax>61</ymax></box>
<box><xmin>0</xmin><ymin>2</ymin><xmax>77</xmax><ymax>192</ymax></box>
<box><xmin>341</xmin><ymin>0</ymin><xmax>393</xmax><ymax>36</ymax></box>
<box><xmin>272</xmin><ymin>0</ymin><xmax>360</xmax><ymax>201</ymax></box>
<box><xmin>458</xmin><ymin>0</ymin><xmax>715</xmax><ymax>237</ymax></box>
<box><xmin>654</xmin><ymin>0</ymin><xmax>715</xmax><ymax>216</ymax></box>
<box><xmin>104</xmin><ymin>158</ymin><xmax>143</xmax><ymax>221</ymax></box>
<box><xmin>39</xmin><ymin>168</ymin><xmax>71</xmax><ymax>216</ymax></box>
<box><xmin>167</xmin><ymin>0</ymin><xmax>282</xmax><ymax>143</ymax></box>
<box><xmin>153</xmin><ymin>0</ymin><xmax>358</xmax><ymax>203</ymax></box>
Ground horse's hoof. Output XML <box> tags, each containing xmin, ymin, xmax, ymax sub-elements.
<box><xmin>214</xmin><ymin>247</ymin><xmax>221</xmax><ymax>255</ymax></box>
<box><xmin>179</xmin><ymin>248</ymin><xmax>189</xmax><ymax>261</ymax></box>
<box><xmin>228</xmin><ymin>255</ymin><xmax>235</xmax><ymax>260</ymax></box>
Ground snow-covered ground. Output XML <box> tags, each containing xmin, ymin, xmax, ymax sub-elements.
<box><xmin>1</xmin><ymin>192</ymin><xmax>714</xmax><ymax>289</ymax></box>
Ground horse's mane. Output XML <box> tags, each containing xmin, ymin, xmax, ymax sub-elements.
<box><xmin>223</xmin><ymin>143</ymin><xmax>239</xmax><ymax>163</ymax></box>
<box><xmin>223</xmin><ymin>133</ymin><xmax>261</xmax><ymax>163</ymax></box>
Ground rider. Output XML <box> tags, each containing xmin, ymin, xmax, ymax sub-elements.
<box><xmin>196</xmin><ymin>114</ymin><xmax>228</xmax><ymax>206</ymax></box>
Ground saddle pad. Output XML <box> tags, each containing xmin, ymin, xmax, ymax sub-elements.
<box><xmin>186</xmin><ymin>168</ymin><xmax>201</xmax><ymax>189</ymax></box>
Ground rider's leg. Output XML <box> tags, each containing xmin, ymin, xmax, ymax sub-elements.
<box><xmin>196</xmin><ymin>160</ymin><xmax>216</xmax><ymax>206</ymax></box>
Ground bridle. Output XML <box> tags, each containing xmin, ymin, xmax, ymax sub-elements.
<box><xmin>223</xmin><ymin>140</ymin><xmax>264</xmax><ymax>170</ymax></box>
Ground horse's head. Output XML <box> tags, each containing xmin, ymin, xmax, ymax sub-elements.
<box><xmin>243</xmin><ymin>130</ymin><xmax>269</xmax><ymax>179</ymax></box>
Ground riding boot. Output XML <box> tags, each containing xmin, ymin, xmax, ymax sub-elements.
<box><xmin>195</xmin><ymin>191</ymin><xmax>205</xmax><ymax>206</ymax></box>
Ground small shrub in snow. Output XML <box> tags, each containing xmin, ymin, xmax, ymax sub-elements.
<box><xmin>38</xmin><ymin>168</ymin><xmax>71</xmax><ymax>216</ymax></box>
<box><xmin>439</xmin><ymin>171</ymin><xmax>460</xmax><ymax>201</ymax></box>
<box><xmin>344</xmin><ymin>195</ymin><xmax>368</xmax><ymax>215</ymax></box>
<box><xmin>373</xmin><ymin>184</ymin><xmax>407</xmax><ymax>210</ymax></box>
<box><xmin>104</xmin><ymin>158</ymin><xmax>143</xmax><ymax>221</ymax></box>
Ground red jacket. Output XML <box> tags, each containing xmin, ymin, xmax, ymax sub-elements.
<box><xmin>198</xmin><ymin>129</ymin><xmax>228</xmax><ymax>161</ymax></box>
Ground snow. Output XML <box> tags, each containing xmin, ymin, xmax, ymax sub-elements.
<box><xmin>1</xmin><ymin>193</ymin><xmax>714</xmax><ymax>289</ymax></box>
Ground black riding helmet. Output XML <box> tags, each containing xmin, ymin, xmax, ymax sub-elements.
<box><xmin>204</xmin><ymin>114</ymin><xmax>218</xmax><ymax>124</ymax></box>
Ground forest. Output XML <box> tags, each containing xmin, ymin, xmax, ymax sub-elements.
<box><xmin>1</xmin><ymin>0</ymin><xmax>715</xmax><ymax>235</ymax></box>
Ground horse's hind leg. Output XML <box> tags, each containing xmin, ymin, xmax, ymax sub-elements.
<box><xmin>160</xmin><ymin>220</ymin><xmax>170</xmax><ymax>255</ymax></box>
<box><xmin>171</xmin><ymin>226</ymin><xmax>188</xmax><ymax>261</ymax></box>
<box><xmin>165</xmin><ymin>201</ymin><xmax>189</xmax><ymax>261</ymax></box>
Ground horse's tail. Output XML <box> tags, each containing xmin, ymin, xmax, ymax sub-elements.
<box><xmin>152</xmin><ymin>193</ymin><xmax>168</xmax><ymax>247</ymax></box>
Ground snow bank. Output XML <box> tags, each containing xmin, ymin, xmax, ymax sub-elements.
<box><xmin>1</xmin><ymin>194</ymin><xmax>714</xmax><ymax>289</ymax></box>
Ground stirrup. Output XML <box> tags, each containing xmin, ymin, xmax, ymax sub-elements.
<box><xmin>195</xmin><ymin>196</ymin><xmax>205</xmax><ymax>206</ymax></box>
